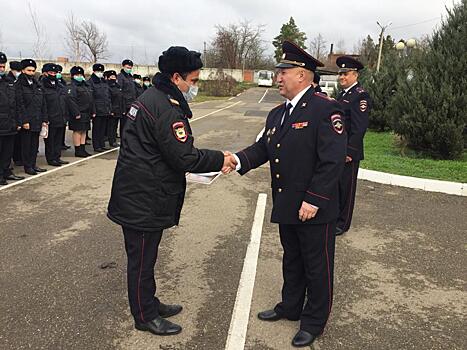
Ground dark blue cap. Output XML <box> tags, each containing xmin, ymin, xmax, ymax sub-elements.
<box><xmin>276</xmin><ymin>41</ymin><xmax>323</xmax><ymax>72</ymax></box>
<box><xmin>336</xmin><ymin>56</ymin><xmax>364</xmax><ymax>72</ymax></box>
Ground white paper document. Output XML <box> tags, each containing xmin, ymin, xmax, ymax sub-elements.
<box><xmin>186</xmin><ymin>171</ymin><xmax>221</xmax><ymax>185</ymax></box>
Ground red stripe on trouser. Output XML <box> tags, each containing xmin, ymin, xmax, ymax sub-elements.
<box><xmin>344</xmin><ymin>162</ymin><xmax>356</xmax><ymax>228</ymax></box>
<box><xmin>137</xmin><ymin>234</ymin><xmax>145</xmax><ymax>322</ymax></box>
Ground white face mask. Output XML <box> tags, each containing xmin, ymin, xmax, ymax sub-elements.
<box><xmin>181</xmin><ymin>79</ymin><xmax>198</xmax><ymax>102</ymax></box>
<box><xmin>95</xmin><ymin>72</ymin><xmax>104</xmax><ymax>79</ymax></box>
<box><xmin>134</xmin><ymin>79</ymin><xmax>141</xmax><ymax>84</ymax></box>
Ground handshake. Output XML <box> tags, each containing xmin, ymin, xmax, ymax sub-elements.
<box><xmin>222</xmin><ymin>151</ymin><xmax>238</xmax><ymax>174</ymax></box>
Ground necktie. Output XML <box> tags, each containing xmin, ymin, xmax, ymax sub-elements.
<box><xmin>281</xmin><ymin>103</ymin><xmax>293</xmax><ymax>127</ymax></box>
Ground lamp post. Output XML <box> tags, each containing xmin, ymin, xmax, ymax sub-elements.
<box><xmin>376</xmin><ymin>21</ymin><xmax>392</xmax><ymax>72</ymax></box>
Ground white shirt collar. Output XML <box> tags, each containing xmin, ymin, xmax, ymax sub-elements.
<box><xmin>344</xmin><ymin>81</ymin><xmax>358</xmax><ymax>93</ymax></box>
<box><xmin>286</xmin><ymin>85</ymin><xmax>312</xmax><ymax>112</ymax></box>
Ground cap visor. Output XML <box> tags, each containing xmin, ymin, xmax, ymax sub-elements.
<box><xmin>275</xmin><ymin>62</ymin><xmax>297</xmax><ymax>69</ymax></box>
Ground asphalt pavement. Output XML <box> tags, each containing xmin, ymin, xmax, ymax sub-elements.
<box><xmin>0</xmin><ymin>87</ymin><xmax>465</xmax><ymax>350</ymax></box>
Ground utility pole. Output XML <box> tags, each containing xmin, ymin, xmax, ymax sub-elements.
<box><xmin>203</xmin><ymin>41</ymin><xmax>207</xmax><ymax>68</ymax></box>
<box><xmin>376</xmin><ymin>21</ymin><xmax>392</xmax><ymax>72</ymax></box>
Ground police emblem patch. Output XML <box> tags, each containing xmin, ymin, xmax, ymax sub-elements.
<box><xmin>359</xmin><ymin>100</ymin><xmax>368</xmax><ymax>112</ymax></box>
<box><xmin>172</xmin><ymin>121</ymin><xmax>188</xmax><ymax>142</ymax></box>
<box><xmin>127</xmin><ymin>105</ymin><xmax>139</xmax><ymax>121</ymax></box>
<box><xmin>330</xmin><ymin>115</ymin><xmax>344</xmax><ymax>134</ymax></box>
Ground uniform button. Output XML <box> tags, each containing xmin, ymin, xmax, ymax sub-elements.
<box><xmin>278</xmin><ymin>188</ymin><xmax>282</xmax><ymax>193</ymax></box>
<box><xmin>275</xmin><ymin>158</ymin><xmax>279</xmax><ymax>163</ymax></box>
<box><xmin>276</xmin><ymin>174</ymin><xmax>280</xmax><ymax>179</ymax></box>
<box><xmin>277</xmin><ymin>143</ymin><xmax>281</xmax><ymax>148</ymax></box>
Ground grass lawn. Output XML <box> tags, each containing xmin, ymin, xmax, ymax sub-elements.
<box><xmin>193</xmin><ymin>94</ymin><xmax>229</xmax><ymax>103</ymax></box>
<box><xmin>361</xmin><ymin>131</ymin><xmax>467</xmax><ymax>183</ymax></box>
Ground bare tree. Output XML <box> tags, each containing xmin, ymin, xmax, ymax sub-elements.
<box><xmin>28</xmin><ymin>2</ymin><xmax>50</xmax><ymax>59</ymax></box>
<box><xmin>210</xmin><ymin>20</ymin><xmax>266</xmax><ymax>70</ymax></box>
<box><xmin>0</xmin><ymin>29</ymin><xmax>5</xmax><ymax>52</ymax></box>
<box><xmin>64</xmin><ymin>12</ymin><xmax>82</xmax><ymax>62</ymax></box>
<box><xmin>77</xmin><ymin>20</ymin><xmax>108</xmax><ymax>63</ymax></box>
<box><xmin>335</xmin><ymin>39</ymin><xmax>346</xmax><ymax>54</ymax></box>
<box><xmin>309</xmin><ymin>33</ymin><xmax>327</xmax><ymax>62</ymax></box>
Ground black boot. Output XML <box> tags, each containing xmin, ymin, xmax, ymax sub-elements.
<box><xmin>82</xmin><ymin>144</ymin><xmax>92</xmax><ymax>156</ymax></box>
<box><xmin>75</xmin><ymin>145</ymin><xmax>88</xmax><ymax>158</ymax></box>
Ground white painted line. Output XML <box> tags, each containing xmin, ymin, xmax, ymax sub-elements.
<box><xmin>236</xmin><ymin>93</ymin><xmax>242</xmax><ymax>97</ymax></box>
<box><xmin>225</xmin><ymin>193</ymin><xmax>267</xmax><ymax>350</ymax></box>
<box><xmin>358</xmin><ymin>168</ymin><xmax>467</xmax><ymax>196</ymax></box>
<box><xmin>258</xmin><ymin>89</ymin><xmax>269</xmax><ymax>104</ymax></box>
<box><xmin>228</xmin><ymin>96</ymin><xmax>235</xmax><ymax>101</ymax></box>
<box><xmin>0</xmin><ymin>147</ymin><xmax>119</xmax><ymax>192</ymax></box>
<box><xmin>191</xmin><ymin>101</ymin><xmax>241</xmax><ymax>122</ymax></box>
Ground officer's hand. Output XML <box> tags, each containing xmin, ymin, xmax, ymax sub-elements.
<box><xmin>346</xmin><ymin>156</ymin><xmax>352</xmax><ymax>163</ymax></box>
<box><xmin>298</xmin><ymin>201</ymin><xmax>318</xmax><ymax>222</ymax></box>
<box><xmin>222</xmin><ymin>151</ymin><xmax>237</xmax><ymax>174</ymax></box>
<box><xmin>17</xmin><ymin>126</ymin><xmax>21</xmax><ymax>130</ymax></box>
<box><xmin>92</xmin><ymin>114</ymin><xmax>96</xmax><ymax>118</ymax></box>
<box><xmin>76</xmin><ymin>115</ymin><xmax>81</xmax><ymax>120</ymax></box>
<box><xmin>23</xmin><ymin>123</ymin><xmax>30</xmax><ymax>130</ymax></box>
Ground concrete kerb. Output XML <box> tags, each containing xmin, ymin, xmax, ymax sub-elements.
<box><xmin>358</xmin><ymin>168</ymin><xmax>467</xmax><ymax>196</ymax></box>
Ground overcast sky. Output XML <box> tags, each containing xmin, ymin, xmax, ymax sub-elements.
<box><xmin>0</xmin><ymin>0</ymin><xmax>455</xmax><ymax>64</ymax></box>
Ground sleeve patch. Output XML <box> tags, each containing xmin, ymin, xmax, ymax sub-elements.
<box><xmin>359</xmin><ymin>100</ymin><xmax>368</xmax><ymax>112</ymax></box>
<box><xmin>330</xmin><ymin>114</ymin><xmax>344</xmax><ymax>134</ymax></box>
<box><xmin>127</xmin><ymin>104</ymin><xmax>139</xmax><ymax>121</ymax></box>
<box><xmin>172</xmin><ymin>121</ymin><xmax>188</xmax><ymax>142</ymax></box>
<box><xmin>169</xmin><ymin>98</ymin><xmax>180</xmax><ymax>106</ymax></box>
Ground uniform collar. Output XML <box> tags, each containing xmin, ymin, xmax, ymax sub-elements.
<box><xmin>343</xmin><ymin>81</ymin><xmax>358</xmax><ymax>93</ymax></box>
<box><xmin>286</xmin><ymin>85</ymin><xmax>312</xmax><ymax>111</ymax></box>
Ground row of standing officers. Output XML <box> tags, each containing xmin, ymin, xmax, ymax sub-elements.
<box><xmin>0</xmin><ymin>53</ymin><xmax>152</xmax><ymax>185</ymax></box>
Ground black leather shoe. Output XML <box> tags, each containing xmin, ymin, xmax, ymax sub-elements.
<box><xmin>158</xmin><ymin>303</ymin><xmax>183</xmax><ymax>318</ymax></box>
<box><xmin>24</xmin><ymin>168</ymin><xmax>37</xmax><ymax>175</ymax></box>
<box><xmin>335</xmin><ymin>227</ymin><xmax>345</xmax><ymax>236</ymax></box>
<box><xmin>6</xmin><ymin>174</ymin><xmax>25</xmax><ymax>181</ymax></box>
<box><xmin>47</xmin><ymin>160</ymin><xmax>62</xmax><ymax>167</ymax></box>
<box><xmin>57</xmin><ymin>159</ymin><xmax>69</xmax><ymax>165</ymax></box>
<box><xmin>33</xmin><ymin>167</ymin><xmax>47</xmax><ymax>173</ymax></box>
<box><xmin>93</xmin><ymin>148</ymin><xmax>105</xmax><ymax>153</ymax></box>
<box><xmin>292</xmin><ymin>330</ymin><xmax>317</xmax><ymax>347</ymax></box>
<box><xmin>135</xmin><ymin>316</ymin><xmax>182</xmax><ymax>336</ymax></box>
<box><xmin>110</xmin><ymin>142</ymin><xmax>120</xmax><ymax>147</ymax></box>
<box><xmin>0</xmin><ymin>178</ymin><xmax>7</xmax><ymax>186</ymax></box>
<box><xmin>101</xmin><ymin>146</ymin><xmax>110</xmax><ymax>151</ymax></box>
<box><xmin>61</xmin><ymin>145</ymin><xmax>71</xmax><ymax>150</ymax></box>
<box><xmin>258</xmin><ymin>309</ymin><xmax>284</xmax><ymax>321</ymax></box>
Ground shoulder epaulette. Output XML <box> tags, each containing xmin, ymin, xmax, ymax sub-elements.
<box><xmin>169</xmin><ymin>97</ymin><xmax>180</xmax><ymax>106</ymax></box>
<box><xmin>314</xmin><ymin>92</ymin><xmax>332</xmax><ymax>100</ymax></box>
<box><xmin>272</xmin><ymin>102</ymin><xmax>285</xmax><ymax>110</ymax></box>
<box><xmin>355</xmin><ymin>86</ymin><xmax>366</xmax><ymax>93</ymax></box>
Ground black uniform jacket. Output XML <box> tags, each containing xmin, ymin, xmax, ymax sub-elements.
<box><xmin>117</xmin><ymin>70</ymin><xmax>136</xmax><ymax>112</ymax></box>
<box><xmin>0</xmin><ymin>75</ymin><xmax>18</xmax><ymax>136</ymax></box>
<box><xmin>107</xmin><ymin>87</ymin><xmax>224</xmax><ymax>232</ymax></box>
<box><xmin>336</xmin><ymin>82</ymin><xmax>370</xmax><ymax>161</ymax></box>
<box><xmin>14</xmin><ymin>74</ymin><xmax>46</xmax><ymax>132</ymax></box>
<box><xmin>88</xmin><ymin>74</ymin><xmax>111</xmax><ymax>117</ymax></box>
<box><xmin>107</xmin><ymin>80</ymin><xmax>124</xmax><ymax>117</ymax></box>
<box><xmin>65</xmin><ymin>80</ymin><xmax>96</xmax><ymax>123</ymax></box>
<box><xmin>236</xmin><ymin>87</ymin><xmax>347</xmax><ymax>225</ymax></box>
<box><xmin>41</xmin><ymin>77</ymin><xmax>66</xmax><ymax>128</ymax></box>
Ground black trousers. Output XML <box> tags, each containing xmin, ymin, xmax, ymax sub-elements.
<box><xmin>44</xmin><ymin>126</ymin><xmax>64</xmax><ymax>162</ymax></box>
<box><xmin>337</xmin><ymin>161</ymin><xmax>360</xmax><ymax>231</ymax></box>
<box><xmin>107</xmin><ymin>117</ymin><xmax>119</xmax><ymax>145</ymax></box>
<box><xmin>61</xmin><ymin>125</ymin><xmax>67</xmax><ymax>146</ymax></box>
<box><xmin>0</xmin><ymin>135</ymin><xmax>15</xmax><ymax>179</ymax></box>
<box><xmin>12</xmin><ymin>133</ymin><xmax>22</xmax><ymax>163</ymax></box>
<box><xmin>20</xmin><ymin>129</ymin><xmax>40</xmax><ymax>169</ymax></box>
<box><xmin>92</xmin><ymin>117</ymin><xmax>108</xmax><ymax>150</ymax></box>
<box><xmin>122</xmin><ymin>227</ymin><xmax>163</xmax><ymax>323</ymax></box>
<box><xmin>274</xmin><ymin>222</ymin><xmax>336</xmax><ymax>335</ymax></box>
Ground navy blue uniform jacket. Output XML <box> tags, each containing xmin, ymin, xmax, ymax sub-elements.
<box><xmin>236</xmin><ymin>88</ymin><xmax>347</xmax><ymax>225</ymax></box>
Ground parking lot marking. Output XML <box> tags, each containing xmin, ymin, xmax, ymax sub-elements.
<box><xmin>258</xmin><ymin>89</ymin><xmax>269</xmax><ymax>103</ymax></box>
<box><xmin>191</xmin><ymin>101</ymin><xmax>241</xmax><ymax>122</ymax></box>
<box><xmin>225</xmin><ymin>193</ymin><xmax>267</xmax><ymax>350</ymax></box>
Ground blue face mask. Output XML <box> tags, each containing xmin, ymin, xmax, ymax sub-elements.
<box><xmin>74</xmin><ymin>76</ymin><xmax>85</xmax><ymax>82</ymax></box>
<box><xmin>0</xmin><ymin>71</ymin><xmax>5</xmax><ymax>76</ymax></box>
<box><xmin>56</xmin><ymin>73</ymin><xmax>62</xmax><ymax>79</ymax></box>
<box><xmin>181</xmin><ymin>79</ymin><xmax>199</xmax><ymax>102</ymax></box>
<box><xmin>124</xmin><ymin>68</ymin><xmax>132</xmax><ymax>74</ymax></box>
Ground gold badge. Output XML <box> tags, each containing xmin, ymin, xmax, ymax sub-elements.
<box><xmin>271</xmin><ymin>127</ymin><xmax>276</xmax><ymax>135</ymax></box>
<box><xmin>267</xmin><ymin>129</ymin><xmax>271</xmax><ymax>136</ymax></box>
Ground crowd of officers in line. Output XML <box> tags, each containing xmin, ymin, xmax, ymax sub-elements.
<box><xmin>0</xmin><ymin>53</ymin><xmax>152</xmax><ymax>185</ymax></box>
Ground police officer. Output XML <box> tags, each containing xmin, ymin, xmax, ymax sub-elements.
<box><xmin>7</xmin><ymin>61</ymin><xmax>23</xmax><ymax>167</ymax></box>
<box><xmin>66</xmin><ymin>66</ymin><xmax>95</xmax><ymax>157</ymax></box>
<box><xmin>56</xmin><ymin>64</ymin><xmax>71</xmax><ymax>151</ymax></box>
<box><xmin>132</xmin><ymin>74</ymin><xmax>144</xmax><ymax>97</ymax></box>
<box><xmin>0</xmin><ymin>52</ymin><xmax>23</xmax><ymax>185</ymax></box>
<box><xmin>6</xmin><ymin>61</ymin><xmax>22</xmax><ymax>83</ymax></box>
<box><xmin>334</xmin><ymin>56</ymin><xmax>370</xmax><ymax>236</ymax></box>
<box><xmin>107</xmin><ymin>46</ymin><xmax>236</xmax><ymax>336</ymax></box>
<box><xmin>104</xmin><ymin>70</ymin><xmax>123</xmax><ymax>147</ymax></box>
<box><xmin>312</xmin><ymin>72</ymin><xmax>325</xmax><ymax>94</ymax></box>
<box><xmin>232</xmin><ymin>41</ymin><xmax>347</xmax><ymax>347</ymax></box>
<box><xmin>41</xmin><ymin>63</ymin><xmax>68</xmax><ymax>166</ymax></box>
<box><xmin>117</xmin><ymin>59</ymin><xmax>136</xmax><ymax>139</ymax></box>
<box><xmin>88</xmin><ymin>63</ymin><xmax>111</xmax><ymax>152</ymax></box>
<box><xmin>15</xmin><ymin>59</ymin><xmax>47</xmax><ymax>175</ymax></box>
<box><xmin>142</xmin><ymin>76</ymin><xmax>152</xmax><ymax>90</ymax></box>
